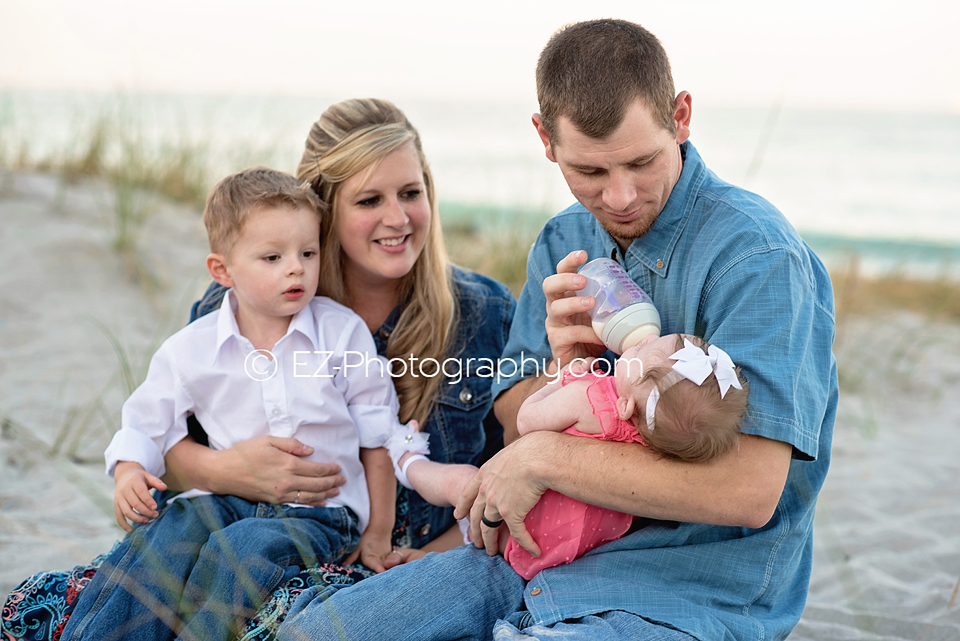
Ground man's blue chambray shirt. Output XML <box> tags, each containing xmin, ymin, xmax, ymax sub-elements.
<box><xmin>491</xmin><ymin>141</ymin><xmax>837</xmax><ymax>641</ymax></box>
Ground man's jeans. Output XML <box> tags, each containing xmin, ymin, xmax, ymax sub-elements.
<box><xmin>277</xmin><ymin>544</ymin><xmax>695</xmax><ymax>641</ymax></box>
<box><xmin>61</xmin><ymin>494</ymin><xmax>358</xmax><ymax>641</ymax></box>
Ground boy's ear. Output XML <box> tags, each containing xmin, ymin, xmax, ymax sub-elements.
<box><xmin>206</xmin><ymin>253</ymin><xmax>233</xmax><ymax>288</ymax></box>
<box><xmin>616</xmin><ymin>395</ymin><xmax>637</xmax><ymax>422</ymax></box>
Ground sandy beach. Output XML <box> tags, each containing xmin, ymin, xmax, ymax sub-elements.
<box><xmin>1</xmin><ymin>168</ymin><xmax>959</xmax><ymax>639</ymax></box>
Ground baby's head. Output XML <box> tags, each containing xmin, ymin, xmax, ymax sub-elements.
<box><xmin>203</xmin><ymin>168</ymin><xmax>325</xmax><ymax>316</ymax></box>
<box><xmin>615</xmin><ymin>334</ymin><xmax>749</xmax><ymax>463</ymax></box>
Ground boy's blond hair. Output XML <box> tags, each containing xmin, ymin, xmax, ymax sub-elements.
<box><xmin>202</xmin><ymin>167</ymin><xmax>324</xmax><ymax>254</ymax></box>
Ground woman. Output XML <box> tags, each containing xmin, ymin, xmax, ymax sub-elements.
<box><xmin>2</xmin><ymin>98</ymin><xmax>515</xmax><ymax>641</ymax></box>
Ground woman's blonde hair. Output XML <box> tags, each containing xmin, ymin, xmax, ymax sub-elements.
<box><xmin>296</xmin><ymin>98</ymin><xmax>456</xmax><ymax>425</ymax></box>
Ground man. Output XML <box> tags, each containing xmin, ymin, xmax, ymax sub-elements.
<box><xmin>279</xmin><ymin>18</ymin><xmax>836</xmax><ymax>641</ymax></box>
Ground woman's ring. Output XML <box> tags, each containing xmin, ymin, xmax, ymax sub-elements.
<box><xmin>481</xmin><ymin>514</ymin><xmax>504</xmax><ymax>528</ymax></box>
<box><xmin>296</xmin><ymin>490</ymin><xmax>301</xmax><ymax>504</ymax></box>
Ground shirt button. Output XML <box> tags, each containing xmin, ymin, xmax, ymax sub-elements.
<box><xmin>379</xmin><ymin>329</ymin><xmax>390</xmax><ymax>340</ymax></box>
<box><xmin>530</xmin><ymin>588</ymin><xmax>542</xmax><ymax>596</ymax></box>
<box><xmin>417</xmin><ymin>524</ymin><xmax>431</xmax><ymax>537</ymax></box>
<box><xmin>656</xmin><ymin>260</ymin><xmax>665</xmax><ymax>269</ymax></box>
<box><xmin>272</xmin><ymin>407</ymin><xmax>280</xmax><ymax>417</ymax></box>
<box><xmin>459</xmin><ymin>388</ymin><xmax>474</xmax><ymax>404</ymax></box>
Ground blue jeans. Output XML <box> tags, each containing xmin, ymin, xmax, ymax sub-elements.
<box><xmin>492</xmin><ymin>611</ymin><xmax>697</xmax><ymax>640</ymax></box>
<box><xmin>61</xmin><ymin>494</ymin><xmax>358</xmax><ymax>641</ymax></box>
<box><xmin>278</xmin><ymin>545</ymin><xmax>695</xmax><ymax>641</ymax></box>
<box><xmin>278</xmin><ymin>545</ymin><xmax>524</xmax><ymax>641</ymax></box>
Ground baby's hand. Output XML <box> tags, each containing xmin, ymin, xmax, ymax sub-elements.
<box><xmin>565</xmin><ymin>356</ymin><xmax>598</xmax><ymax>375</ymax></box>
<box><xmin>113</xmin><ymin>461</ymin><xmax>167</xmax><ymax>532</ymax></box>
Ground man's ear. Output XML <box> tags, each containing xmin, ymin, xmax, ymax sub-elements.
<box><xmin>531</xmin><ymin>113</ymin><xmax>557</xmax><ymax>163</ymax></box>
<box><xmin>206</xmin><ymin>253</ymin><xmax>233</xmax><ymax>288</ymax></box>
<box><xmin>673</xmin><ymin>91</ymin><xmax>692</xmax><ymax>145</ymax></box>
<box><xmin>616</xmin><ymin>395</ymin><xmax>637</xmax><ymax>422</ymax></box>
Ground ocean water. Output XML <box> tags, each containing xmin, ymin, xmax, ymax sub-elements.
<box><xmin>2</xmin><ymin>90</ymin><xmax>959</xmax><ymax>276</ymax></box>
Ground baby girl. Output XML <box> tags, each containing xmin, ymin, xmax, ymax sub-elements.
<box><xmin>390</xmin><ymin>333</ymin><xmax>750</xmax><ymax>579</ymax></box>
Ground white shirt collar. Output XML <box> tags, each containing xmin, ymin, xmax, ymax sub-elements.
<box><xmin>213</xmin><ymin>290</ymin><xmax>321</xmax><ymax>364</ymax></box>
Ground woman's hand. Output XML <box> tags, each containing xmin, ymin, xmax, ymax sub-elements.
<box><xmin>542</xmin><ymin>250</ymin><xmax>606</xmax><ymax>372</ymax></box>
<box><xmin>227</xmin><ymin>437</ymin><xmax>347</xmax><ymax>505</ymax></box>
<box><xmin>164</xmin><ymin>435</ymin><xmax>346</xmax><ymax>506</ymax></box>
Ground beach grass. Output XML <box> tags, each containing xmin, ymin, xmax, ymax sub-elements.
<box><xmin>6</xmin><ymin>111</ymin><xmax>959</xmax><ymax>323</ymax></box>
<box><xmin>6</xmin><ymin>102</ymin><xmax>957</xmax><ymax>323</ymax></box>
<box><xmin>833</xmin><ymin>256</ymin><xmax>960</xmax><ymax>325</ymax></box>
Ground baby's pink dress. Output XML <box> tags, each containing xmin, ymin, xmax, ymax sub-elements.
<box><xmin>504</xmin><ymin>371</ymin><xmax>647</xmax><ymax>580</ymax></box>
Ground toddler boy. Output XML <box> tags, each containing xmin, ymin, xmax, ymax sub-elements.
<box><xmin>63</xmin><ymin>167</ymin><xmax>399</xmax><ymax>641</ymax></box>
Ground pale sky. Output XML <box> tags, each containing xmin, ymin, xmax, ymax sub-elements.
<box><xmin>1</xmin><ymin>0</ymin><xmax>958</xmax><ymax>112</ymax></box>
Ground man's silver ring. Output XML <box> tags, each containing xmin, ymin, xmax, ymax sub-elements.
<box><xmin>296</xmin><ymin>490</ymin><xmax>301</xmax><ymax>504</ymax></box>
<box><xmin>481</xmin><ymin>514</ymin><xmax>504</xmax><ymax>528</ymax></box>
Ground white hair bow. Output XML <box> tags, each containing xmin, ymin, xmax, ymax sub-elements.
<box><xmin>670</xmin><ymin>338</ymin><xmax>742</xmax><ymax>398</ymax></box>
<box><xmin>644</xmin><ymin>338</ymin><xmax>741</xmax><ymax>432</ymax></box>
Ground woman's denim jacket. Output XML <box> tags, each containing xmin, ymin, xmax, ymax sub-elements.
<box><xmin>188</xmin><ymin>266</ymin><xmax>516</xmax><ymax>549</ymax></box>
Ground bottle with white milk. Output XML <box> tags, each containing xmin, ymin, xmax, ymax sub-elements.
<box><xmin>577</xmin><ymin>258</ymin><xmax>661</xmax><ymax>354</ymax></box>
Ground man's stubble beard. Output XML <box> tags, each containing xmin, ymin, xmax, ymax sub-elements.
<box><xmin>597</xmin><ymin>210</ymin><xmax>659</xmax><ymax>248</ymax></box>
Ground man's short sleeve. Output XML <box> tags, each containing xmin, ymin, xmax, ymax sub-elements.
<box><xmin>698</xmin><ymin>247</ymin><xmax>835</xmax><ymax>460</ymax></box>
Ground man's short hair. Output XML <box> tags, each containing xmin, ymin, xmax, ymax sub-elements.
<box><xmin>202</xmin><ymin>167</ymin><xmax>324</xmax><ymax>254</ymax></box>
<box><xmin>536</xmin><ymin>19</ymin><xmax>677</xmax><ymax>142</ymax></box>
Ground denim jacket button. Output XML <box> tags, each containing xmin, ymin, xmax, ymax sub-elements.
<box><xmin>530</xmin><ymin>588</ymin><xmax>542</xmax><ymax>596</ymax></box>
<box><xmin>417</xmin><ymin>524</ymin><xmax>431</xmax><ymax>537</ymax></box>
<box><xmin>459</xmin><ymin>388</ymin><xmax>474</xmax><ymax>404</ymax></box>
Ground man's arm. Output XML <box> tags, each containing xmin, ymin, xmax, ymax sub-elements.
<box><xmin>465</xmin><ymin>249</ymin><xmax>794</xmax><ymax>555</ymax></box>
<box><xmin>457</xmin><ymin>429</ymin><xmax>791</xmax><ymax>556</ymax></box>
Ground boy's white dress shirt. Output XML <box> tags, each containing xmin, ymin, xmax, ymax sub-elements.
<box><xmin>105</xmin><ymin>290</ymin><xmax>400</xmax><ymax>531</ymax></box>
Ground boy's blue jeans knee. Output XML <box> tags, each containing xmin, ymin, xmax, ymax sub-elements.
<box><xmin>60</xmin><ymin>494</ymin><xmax>358</xmax><ymax>641</ymax></box>
<box><xmin>279</xmin><ymin>544</ymin><xmax>527</xmax><ymax>641</ymax></box>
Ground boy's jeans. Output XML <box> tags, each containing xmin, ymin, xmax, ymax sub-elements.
<box><xmin>278</xmin><ymin>544</ymin><xmax>527</xmax><ymax>641</ymax></box>
<box><xmin>61</xmin><ymin>494</ymin><xmax>358</xmax><ymax>641</ymax></box>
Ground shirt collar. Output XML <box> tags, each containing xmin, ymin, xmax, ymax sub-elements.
<box><xmin>621</xmin><ymin>141</ymin><xmax>705</xmax><ymax>277</ymax></box>
<box><xmin>213</xmin><ymin>290</ymin><xmax>320</xmax><ymax>364</ymax></box>
<box><xmin>286</xmin><ymin>298</ymin><xmax>320</xmax><ymax>351</ymax></box>
<box><xmin>214</xmin><ymin>289</ymin><xmax>242</xmax><ymax>358</ymax></box>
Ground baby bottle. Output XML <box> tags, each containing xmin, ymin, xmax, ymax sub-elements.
<box><xmin>577</xmin><ymin>258</ymin><xmax>661</xmax><ymax>354</ymax></box>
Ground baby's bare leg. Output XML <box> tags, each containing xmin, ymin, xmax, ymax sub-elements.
<box><xmin>400</xmin><ymin>454</ymin><xmax>478</xmax><ymax>507</ymax></box>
